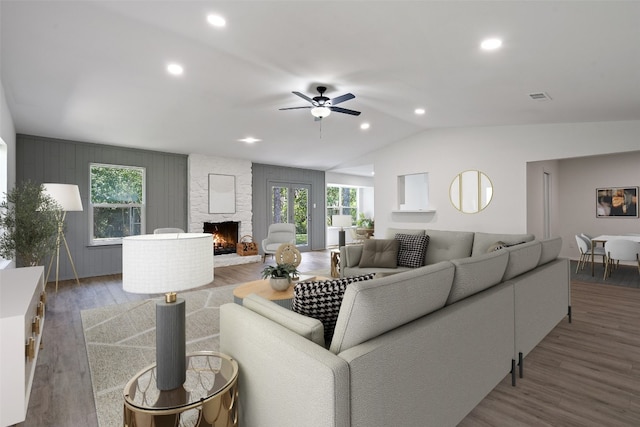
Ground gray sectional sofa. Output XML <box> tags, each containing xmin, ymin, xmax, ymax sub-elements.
<box><xmin>220</xmin><ymin>230</ymin><xmax>570</xmax><ymax>427</ymax></box>
<box><xmin>340</xmin><ymin>228</ymin><xmax>537</xmax><ymax>277</ymax></box>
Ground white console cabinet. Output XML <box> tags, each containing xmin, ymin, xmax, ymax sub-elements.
<box><xmin>0</xmin><ymin>266</ymin><xmax>46</xmax><ymax>427</ymax></box>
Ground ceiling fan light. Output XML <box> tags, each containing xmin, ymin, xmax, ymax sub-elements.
<box><xmin>311</xmin><ymin>106</ymin><xmax>331</xmax><ymax>118</ymax></box>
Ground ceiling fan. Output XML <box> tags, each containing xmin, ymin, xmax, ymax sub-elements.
<box><xmin>279</xmin><ymin>86</ymin><xmax>361</xmax><ymax>120</ymax></box>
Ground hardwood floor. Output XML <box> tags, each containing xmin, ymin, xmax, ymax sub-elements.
<box><xmin>20</xmin><ymin>251</ymin><xmax>332</xmax><ymax>427</ymax></box>
<box><xmin>19</xmin><ymin>252</ymin><xmax>640</xmax><ymax>426</ymax></box>
<box><xmin>460</xmin><ymin>280</ymin><xmax>640</xmax><ymax>426</ymax></box>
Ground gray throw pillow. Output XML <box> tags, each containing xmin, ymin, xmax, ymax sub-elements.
<box><xmin>395</xmin><ymin>233</ymin><xmax>430</xmax><ymax>268</ymax></box>
<box><xmin>358</xmin><ymin>239</ymin><xmax>400</xmax><ymax>268</ymax></box>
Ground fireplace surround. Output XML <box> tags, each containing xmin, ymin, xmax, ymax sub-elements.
<box><xmin>204</xmin><ymin>221</ymin><xmax>239</xmax><ymax>255</ymax></box>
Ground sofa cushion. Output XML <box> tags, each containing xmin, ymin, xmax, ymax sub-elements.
<box><xmin>358</xmin><ymin>239</ymin><xmax>400</xmax><ymax>268</ymax></box>
<box><xmin>538</xmin><ymin>237</ymin><xmax>562</xmax><ymax>266</ymax></box>
<box><xmin>446</xmin><ymin>250</ymin><xmax>509</xmax><ymax>305</ymax></box>
<box><xmin>395</xmin><ymin>233</ymin><xmax>430</xmax><ymax>268</ymax></box>
<box><xmin>502</xmin><ymin>240</ymin><xmax>542</xmax><ymax>280</ymax></box>
<box><xmin>330</xmin><ymin>262</ymin><xmax>455</xmax><ymax>354</ymax></box>
<box><xmin>424</xmin><ymin>229</ymin><xmax>475</xmax><ymax>265</ymax></box>
<box><xmin>292</xmin><ymin>274</ymin><xmax>375</xmax><ymax>345</ymax></box>
<box><xmin>384</xmin><ymin>228</ymin><xmax>425</xmax><ymax>239</ymax></box>
<box><xmin>243</xmin><ymin>294</ymin><xmax>325</xmax><ymax>346</ymax></box>
<box><xmin>472</xmin><ymin>232</ymin><xmax>535</xmax><ymax>256</ymax></box>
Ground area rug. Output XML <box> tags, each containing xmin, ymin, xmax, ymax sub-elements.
<box><xmin>81</xmin><ymin>284</ymin><xmax>236</xmax><ymax>427</ymax></box>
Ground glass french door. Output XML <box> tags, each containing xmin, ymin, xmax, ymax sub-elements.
<box><xmin>269</xmin><ymin>182</ymin><xmax>310</xmax><ymax>251</ymax></box>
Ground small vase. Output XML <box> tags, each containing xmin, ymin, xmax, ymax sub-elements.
<box><xmin>269</xmin><ymin>277</ymin><xmax>291</xmax><ymax>291</ymax></box>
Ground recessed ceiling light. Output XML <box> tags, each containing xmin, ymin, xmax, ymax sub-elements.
<box><xmin>167</xmin><ymin>63</ymin><xmax>183</xmax><ymax>75</ymax></box>
<box><xmin>207</xmin><ymin>14</ymin><xmax>226</xmax><ymax>28</ymax></box>
<box><xmin>480</xmin><ymin>38</ymin><xmax>502</xmax><ymax>51</ymax></box>
<box><xmin>360</xmin><ymin>122</ymin><xmax>370</xmax><ymax>130</ymax></box>
<box><xmin>238</xmin><ymin>137</ymin><xmax>261</xmax><ymax>144</ymax></box>
<box><xmin>414</xmin><ymin>108</ymin><xmax>426</xmax><ymax>115</ymax></box>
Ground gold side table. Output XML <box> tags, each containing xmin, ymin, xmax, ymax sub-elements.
<box><xmin>123</xmin><ymin>351</ymin><xmax>238</xmax><ymax>427</ymax></box>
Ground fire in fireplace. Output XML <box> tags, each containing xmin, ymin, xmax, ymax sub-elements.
<box><xmin>203</xmin><ymin>221</ymin><xmax>239</xmax><ymax>255</ymax></box>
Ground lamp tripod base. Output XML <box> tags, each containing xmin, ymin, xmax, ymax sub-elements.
<box><xmin>156</xmin><ymin>297</ymin><xmax>186</xmax><ymax>390</ymax></box>
<box><xmin>45</xmin><ymin>213</ymin><xmax>81</xmax><ymax>292</ymax></box>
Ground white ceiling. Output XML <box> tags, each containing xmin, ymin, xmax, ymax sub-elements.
<box><xmin>2</xmin><ymin>1</ymin><xmax>639</xmax><ymax>176</ymax></box>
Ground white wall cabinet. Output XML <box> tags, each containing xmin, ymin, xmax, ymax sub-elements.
<box><xmin>0</xmin><ymin>266</ymin><xmax>45</xmax><ymax>427</ymax></box>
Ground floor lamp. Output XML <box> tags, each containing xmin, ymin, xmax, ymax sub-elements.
<box><xmin>43</xmin><ymin>183</ymin><xmax>83</xmax><ymax>292</ymax></box>
<box><xmin>122</xmin><ymin>233</ymin><xmax>214</xmax><ymax>390</ymax></box>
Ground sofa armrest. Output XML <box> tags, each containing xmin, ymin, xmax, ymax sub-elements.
<box><xmin>220</xmin><ymin>303</ymin><xmax>350</xmax><ymax>427</ymax></box>
<box><xmin>339</xmin><ymin>244</ymin><xmax>364</xmax><ymax>276</ymax></box>
<box><xmin>511</xmin><ymin>258</ymin><xmax>570</xmax><ymax>359</ymax></box>
<box><xmin>242</xmin><ymin>294</ymin><xmax>325</xmax><ymax>346</ymax></box>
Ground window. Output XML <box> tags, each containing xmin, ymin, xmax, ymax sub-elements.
<box><xmin>89</xmin><ymin>163</ymin><xmax>145</xmax><ymax>245</ymax></box>
<box><xmin>326</xmin><ymin>185</ymin><xmax>358</xmax><ymax>226</ymax></box>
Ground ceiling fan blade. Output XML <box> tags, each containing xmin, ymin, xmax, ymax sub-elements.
<box><xmin>279</xmin><ymin>106</ymin><xmax>312</xmax><ymax>111</ymax></box>
<box><xmin>330</xmin><ymin>106</ymin><xmax>361</xmax><ymax>116</ymax></box>
<box><xmin>330</xmin><ymin>93</ymin><xmax>355</xmax><ymax>106</ymax></box>
<box><xmin>292</xmin><ymin>91</ymin><xmax>315</xmax><ymax>104</ymax></box>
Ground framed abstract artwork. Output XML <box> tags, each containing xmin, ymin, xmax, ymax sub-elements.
<box><xmin>596</xmin><ymin>187</ymin><xmax>638</xmax><ymax>217</ymax></box>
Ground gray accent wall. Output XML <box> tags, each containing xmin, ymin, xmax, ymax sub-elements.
<box><xmin>16</xmin><ymin>134</ymin><xmax>188</xmax><ymax>280</ymax></box>
<box><xmin>252</xmin><ymin>163</ymin><xmax>326</xmax><ymax>251</ymax></box>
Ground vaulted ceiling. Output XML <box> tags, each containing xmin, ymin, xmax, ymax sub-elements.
<box><xmin>2</xmin><ymin>1</ymin><xmax>639</xmax><ymax>175</ymax></box>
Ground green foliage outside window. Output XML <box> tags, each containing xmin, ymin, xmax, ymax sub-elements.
<box><xmin>272</xmin><ymin>186</ymin><xmax>309</xmax><ymax>245</ymax></box>
<box><xmin>326</xmin><ymin>185</ymin><xmax>358</xmax><ymax>226</ymax></box>
<box><xmin>90</xmin><ymin>164</ymin><xmax>144</xmax><ymax>242</ymax></box>
<box><xmin>91</xmin><ymin>165</ymin><xmax>143</xmax><ymax>204</ymax></box>
<box><xmin>271</xmin><ymin>187</ymin><xmax>288</xmax><ymax>224</ymax></box>
<box><xmin>293</xmin><ymin>188</ymin><xmax>308</xmax><ymax>238</ymax></box>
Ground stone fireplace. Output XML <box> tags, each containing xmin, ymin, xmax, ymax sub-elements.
<box><xmin>204</xmin><ymin>221</ymin><xmax>239</xmax><ymax>255</ymax></box>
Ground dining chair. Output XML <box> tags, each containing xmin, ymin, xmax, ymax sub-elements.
<box><xmin>574</xmin><ymin>234</ymin><xmax>606</xmax><ymax>274</ymax></box>
<box><xmin>154</xmin><ymin>227</ymin><xmax>185</xmax><ymax>234</ymax></box>
<box><xmin>349</xmin><ymin>228</ymin><xmax>365</xmax><ymax>245</ymax></box>
<box><xmin>603</xmin><ymin>239</ymin><xmax>640</xmax><ymax>279</ymax></box>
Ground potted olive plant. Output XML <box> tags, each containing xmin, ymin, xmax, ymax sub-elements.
<box><xmin>0</xmin><ymin>181</ymin><xmax>61</xmax><ymax>267</ymax></box>
<box><xmin>261</xmin><ymin>263</ymin><xmax>299</xmax><ymax>291</ymax></box>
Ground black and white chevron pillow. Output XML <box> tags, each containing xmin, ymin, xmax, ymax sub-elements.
<box><xmin>395</xmin><ymin>233</ymin><xmax>430</xmax><ymax>268</ymax></box>
<box><xmin>292</xmin><ymin>274</ymin><xmax>375</xmax><ymax>345</ymax></box>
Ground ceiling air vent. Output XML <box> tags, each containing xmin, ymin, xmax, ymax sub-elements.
<box><xmin>528</xmin><ymin>92</ymin><xmax>552</xmax><ymax>101</ymax></box>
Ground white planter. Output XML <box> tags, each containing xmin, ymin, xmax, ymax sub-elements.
<box><xmin>269</xmin><ymin>277</ymin><xmax>291</xmax><ymax>291</ymax></box>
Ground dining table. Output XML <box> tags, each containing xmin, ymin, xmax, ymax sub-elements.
<box><xmin>590</xmin><ymin>234</ymin><xmax>640</xmax><ymax>276</ymax></box>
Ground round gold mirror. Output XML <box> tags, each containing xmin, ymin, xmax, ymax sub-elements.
<box><xmin>450</xmin><ymin>170</ymin><xmax>493</xmax><ymax>213</ymax></box>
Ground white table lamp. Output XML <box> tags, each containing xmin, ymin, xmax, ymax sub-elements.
<box><xmin>42</xmin><ymin>183</ymin><xmax>83</xmax><ymax>291</ymax></box>
<box><xmin>122</xmin><ymin>233</ymin><xmax>213</xmax><ymax>390</ymax></box>
<box><xmin>332</xmin><ymin>215</ymin><xmax>352</xmax><ymax>247</ymax></box>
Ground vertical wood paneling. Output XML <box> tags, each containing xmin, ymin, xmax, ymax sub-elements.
<box><xmin>16</xmin><ymin>134</ymin><xmax>188</xmax><ymax>280</ymax></box>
